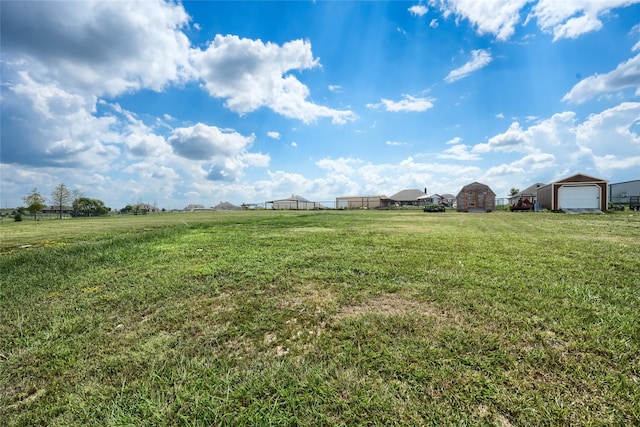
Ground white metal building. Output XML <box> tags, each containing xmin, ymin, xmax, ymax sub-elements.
<box><xmin>267</xmin><ymin>195</ymin><xmax>323</xmax><ymax>210</ymax></box>
<box><xmin>335</xmin><ymin>195</ymin><xmax>389</xmax><ymax>209</ymax></box>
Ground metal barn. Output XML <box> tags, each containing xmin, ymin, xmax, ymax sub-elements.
<box><xmin>537</xmin><ymin>174</ymin><xmax>608</xmax><ymax>212</ymax></box>
<box><xmin>267</xmin><ymin>195</ymin><xmax>323</xmax><ymax>210</ymax></box>
<box><xmin>609</xmin><ymin>180</ymin><xmax>640</xmax><ymax>204</ymax></box>
<box><xmin>335</xmin><ymin>195</ymin><xmax>390</xmax><ymax>209</ymax></box>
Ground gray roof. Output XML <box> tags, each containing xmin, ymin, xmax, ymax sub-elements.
<box><xmin>513</xmin><ymin>183</ymin><xmax>545</xmax><ymax>198</ymax></box>
<box><xmin>267</xmin><ymin>194</ymin><xmax>311</xmax><ymax>203</ymax></box>
<box><xmin>389</xmin><ymin>189</ymin><xmax>426</xmax><ymax>201</ymax></box>
<box><xmin>212</xmin><ymin>201</ymin><xmax>240</xmax><ymax>210</ymax></box>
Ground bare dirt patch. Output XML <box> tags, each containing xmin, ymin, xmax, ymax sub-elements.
<box><xmin>277</xmin><ymin>282</ymin><xmax>338</xmax><ymax>313</ymax></box>
<box><xmin>333</xmin><ymin>294</ymin><xmax>455</xmax><ymax>323</ymax></box>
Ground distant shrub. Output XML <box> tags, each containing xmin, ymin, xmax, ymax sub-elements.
<box><xmin>14</xmin><ymin>213</ymin><xmax>22</xmax><ymax>222</ymax></box>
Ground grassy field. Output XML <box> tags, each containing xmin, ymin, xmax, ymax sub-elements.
<box><xmin>1</xmin><ymin>210</ymin><xmax>639</xmax><ymax>426</ymax></box>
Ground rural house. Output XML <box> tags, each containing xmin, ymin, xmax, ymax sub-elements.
<box><xmin>440</xmin><ymin>194</ymin><xmax>456</xmax><ymax>207</ymax></box>
<box><xmin>42</xmin><ymin>205</ymin><xmax>73</xmax><ymax>216</ymax></box>
<box><xmin>133</xmin><ymin>203</ymin><xmax>160</xmax><ymax>214</ymax></box>
<box><xmin>183</xmin><ymin>204</ymin><xmax>209</xmax><ymax>212</ymax></box>
<box><xmin>212</xmin><ymin>201</ymin><xmax>240</xmax><ymax>211</ymax></box>
<box><xmin>417</xmin><ymin>193</ymin><xmax>454</xmax><ymax>207</ymax></box>
<box><xmin>456</xmin><ymin>182</ymin><xmax>496</xmax><ymax>212</ymax></box>
<box><xmin>389</xmin><ymin>189</ymin><xmax>427</xmax><ymax>207</ymax></box>
<box><xmin>537</xmin><ymin>173</ymin><xmax>608</xmax><ymax>212</ymax></box>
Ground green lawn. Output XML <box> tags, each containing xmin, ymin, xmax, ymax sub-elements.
<box><xmin>1</xmin><ymin>210</ymin><xmax>639</xmax><ymax>426</ymax></box>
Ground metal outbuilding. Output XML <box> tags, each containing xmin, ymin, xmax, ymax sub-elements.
<box><xmin>609</xmin><ymin>180</ymin><xmax>640</xmax><ymax>204</ymax></box>
<box><xmin>267</xmin><ymin>195</ymin><xmax>323</xmax><ymax>210</ymax></box>
<box><xmin>335</xmin><ymin>195</ymin><xmax>390</xmax><ymax>209</ymax></box>
<box><xmin>456</xmin><ymin>182</ymin><xmax>496</xmax><ymax>212</ymax></box>
<box><xmin>508</xmin><ymin>183</ymin><xmax>545</xmax><ymax>205</ymax></box>
<box><xmin>537</xmin><ymin>173</ymin><xmax>608</xmax><ymax>212</ymax></box>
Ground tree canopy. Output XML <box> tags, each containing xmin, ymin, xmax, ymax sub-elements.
<box><xmin>22</xmin><ymin>188</ymin><xmax>47</xmax><ymax>220</ymax></box>
<box><xmin>72</xmin><ymin>197</ymin><xmax>110</xmax><ymax>217</ymax></box>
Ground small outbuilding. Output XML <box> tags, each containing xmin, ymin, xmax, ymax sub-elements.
<box><xmin>537</xmin><ymin>173</ymin><xmax>608</xmax><ymax>212</ymax></box>
<box><xmin>508</xmin><ymin>183</ymin><xmax>545</xmax><ymax>206</ymax></box>
<box><xmin>456</xmin><ymin>182</ymin><xmax>496</xmax><ymax>212</ymax></box>
<box><xmin>609</xmin><ymin>180</ymin><xmax>640</xmax><ymax>204</ymax></box>
<box><xmin>267</xmin><ymin>195</ymin><xmax>323</xmax><ymax>210</ymax></box>
<box><xmin>336</xmin><ymin>195</ymin><xmax>390</xmax><ymax>209</ymax></box>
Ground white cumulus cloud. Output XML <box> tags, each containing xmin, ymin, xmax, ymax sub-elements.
<box><xmin>433</xmin><ymin>0</ymin><xmax>530</xmax><ymax>41</ymax></box>
<box><xmin>563</xmin><ymin>53</ymin><xmax>640</xmax><ymax>104</ymax></box>
<box><xmin>408</xmin><ymin>5</ymin><xmax>428</xmax><ymax>17</ymax></box>
<box><xmin>1</xmin><ymin>0</ymin><xmax>194</xmax><ymax>97</ymax></box>
<box><xmin>438</xmin><ymin>144</ymin><xmax>481</xmax><ymax>160</ymax></box>
<box><xmin>575</xmin><ymin>102</ymin><xmax>640</xmax><ymax>161</ymax></box>
<box><xmin>529</xmin><ymin>0</ymin><xmax>640</xmax><ymax>41</ymax></box>
<box><xmin>191</xmin><ymin>35</ymin><xmax>356</xmax><ymax>124</ymax></box>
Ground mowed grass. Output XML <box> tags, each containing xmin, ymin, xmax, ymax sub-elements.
<box><xmin>1</xmin><ymin>210</ymin><xmax>638</xmax><ymax>426</ymax></box>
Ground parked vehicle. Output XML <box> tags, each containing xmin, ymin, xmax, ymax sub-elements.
<box><xmin>423</xmin><ymin>204</ymin><xmax>445</xmax><ymax>212</ymax></box>
<box><xmin>630</xmin><ymin>196</ymin><xmax>640</xmax><ymax>211</ymax></box>
<box><xmin>510</xmin><ymin>197</ymin><xmax>534</xmax><ymax>212</ymax></box>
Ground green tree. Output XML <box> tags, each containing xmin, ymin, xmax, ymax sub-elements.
<box><xmin>72</xmin><ymin>197</ymin><xmax>110</xmax><ymax>217</ymax></box>
<box><xmin>71</xmin><ymin>189</ymin><xmax>84</xmax><ymax>217</ymax></box>
<box><xmin>509</xmin><ymin>187</ymin><xmax>520</xmax><ymax>196</ymax></box>
<box><xmin>22</xmin><ymin>188</ymin><xmax>46</xmax><ymax>220</ymax></box>
<box><xmin>51</xmin><ymin>183</ymin><xmax>72</xmax><ymax>219</ymax></box>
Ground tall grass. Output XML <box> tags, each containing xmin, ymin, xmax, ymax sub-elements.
<box><xmin>1</xmin><ymin>211</ymin><xmax>638</xmax><ymax>425</ymax></box>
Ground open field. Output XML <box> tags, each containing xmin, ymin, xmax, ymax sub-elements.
<box><xmin>1</xmin><ymin>210</ymin><xmax>639</xmax><ymax>426</ymax></box>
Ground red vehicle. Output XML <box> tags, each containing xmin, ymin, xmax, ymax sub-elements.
<box><xmin>510</xmin><ymin>198</ymin><xmax>534</xmax><ymax>212</ymax></box>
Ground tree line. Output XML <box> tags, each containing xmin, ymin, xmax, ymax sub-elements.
<box><xmin>18</xmin><ymin>184</ymin><xmax>110</xmax><ymax>220</ymax></box>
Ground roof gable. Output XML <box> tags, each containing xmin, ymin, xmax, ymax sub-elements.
<box><xmin>336</xmin><ymin>195</ymin><xmax>388</xmax><ymax>199</ymax></box>
<box><xmin>556</xmin><ymin>173</ymin><xmax>606</xmax><ymax>183</ymax></box>
<box><xmin>458</xmin><ymin>182</ymin><xmax>496</xmax><ymax>196</ymax></box>
<box><xmin>270</xmin><ymin>194</ymin><xmax>311</xmax><ymax>202</ymax></box>
<box><xmin>515</xmin><ymin>183</ymin><xmax>545</xmax><ymax>197</ymax></box>
<box><xmin>213</xmin><ymin>201</ymin><xmax>239</xmax><ymax>210</ymax></box>
<box><xmin>389</xmin><ymin>189</ymin><xmax>425</xmax><ymax>201</ymax></box>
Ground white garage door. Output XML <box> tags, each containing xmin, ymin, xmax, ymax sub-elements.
<box><xmin>558</xmin><ymin>185</ymin><xmax>599</xmax><ymax>209</ymax></box>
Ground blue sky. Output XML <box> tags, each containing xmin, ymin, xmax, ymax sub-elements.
<box><xmin>2</xmin><ymin>0</ymin><xmax>639</xmax><ymax>210</ymax></box>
